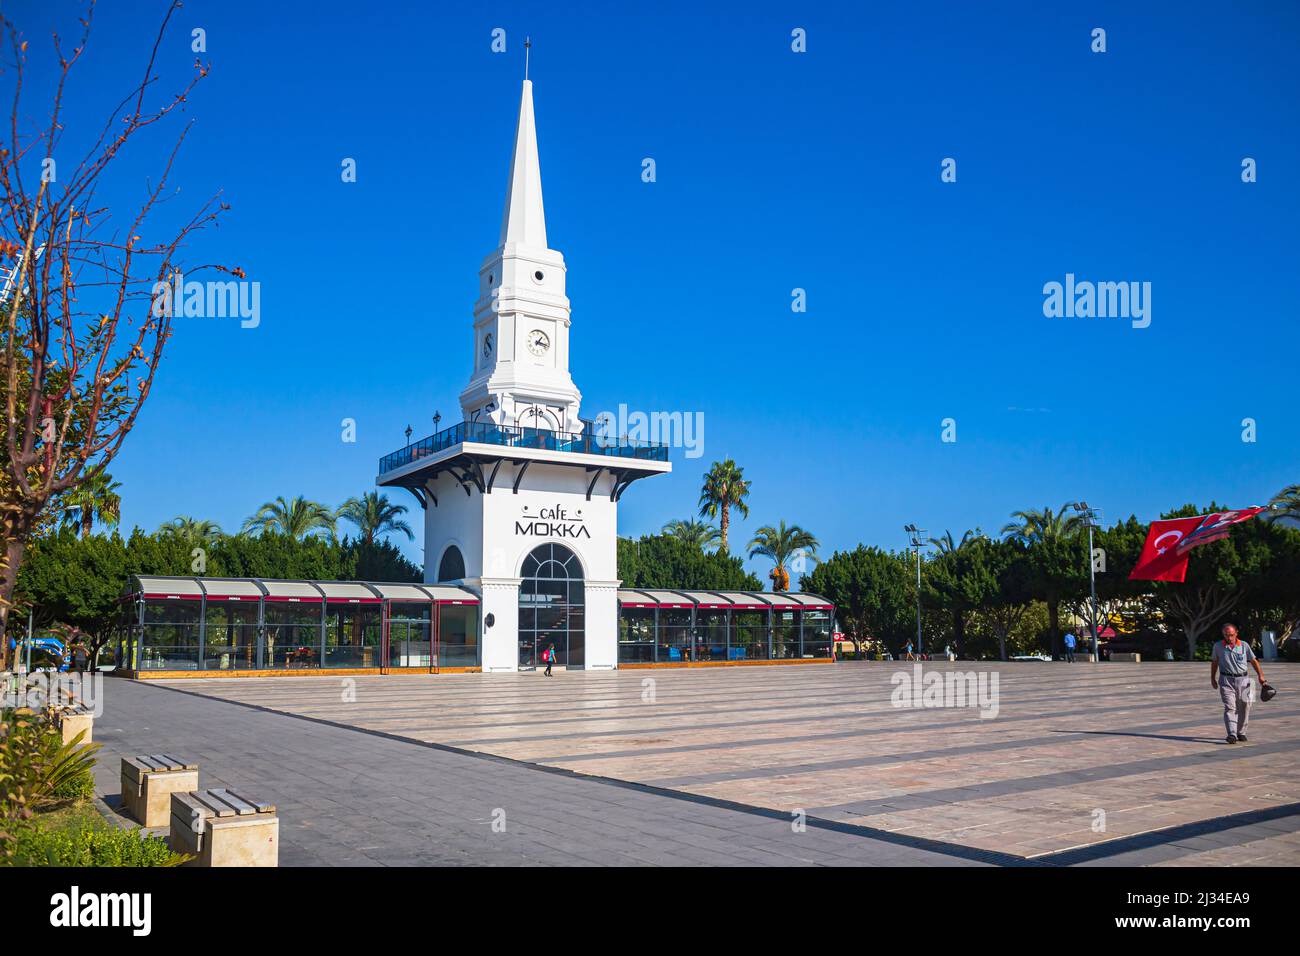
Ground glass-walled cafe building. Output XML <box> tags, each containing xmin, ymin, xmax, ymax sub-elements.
<box><xmin>121</xmin><ymin>575</ymin><xmax>835</xmax><ymax>677</ymax></box>
<box><xmin>615</xmin><ymin>590</ymin><xmax>834</xmax><ymax>665</ymax></box>
<box><xmin>122</xmin><ymin>576</ymin><xmax>481</xmax><ymax>676</ymax></box>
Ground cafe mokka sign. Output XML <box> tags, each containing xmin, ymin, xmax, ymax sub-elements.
<box><xmin>515</xmin><ymin>503</ymin><xmax>591</xmax><ymax>539</ymax></box>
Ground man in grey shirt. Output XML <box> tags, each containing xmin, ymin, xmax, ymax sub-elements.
<box><xmin>1210</xmin><ymin>622</ymin><xmax>1267</xmax><ymax>744</ymax></box>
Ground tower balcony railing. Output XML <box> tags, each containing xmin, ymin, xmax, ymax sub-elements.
<box><xmin>379</xmin><ymin>420</ymin><xmax>670</xmax><ymax>475</ymax></box>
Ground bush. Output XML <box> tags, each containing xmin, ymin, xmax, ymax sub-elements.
<box><xmin>51</xmin><ymin>764</ymin><xmax>95</xmax><ymax>801</ymax></box>
<box><xmin>10</xmin><ymin>816</ymin><xmax>187</xmax><ymax>867</ymax></box>
<box><xmin>0</xmin><ymin>710</ymin><xmax>99</xmax><ymax>807</ymax></box>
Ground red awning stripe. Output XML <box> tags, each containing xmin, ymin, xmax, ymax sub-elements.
<box><xmin>142</xmin><ymin>593</ymin><xmax>479</xmax><ymax>606</ymax></box>
<box><xmin>618</xmin><ymin>601</ymin><xmax>833</xmax><ymax>610</ymax></box>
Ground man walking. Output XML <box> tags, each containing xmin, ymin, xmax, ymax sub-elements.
<box><xmin>1210</xmin><ymin>622</ymin><xmax>1266</xmax><ymax>744</ymax></box>
<box><xmin>1063</xmin><ymin>629</ymin><xmax>1076</xmax><ymax>663</ymax></box>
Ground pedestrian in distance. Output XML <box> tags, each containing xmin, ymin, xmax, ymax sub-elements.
<box><xmin>543</xmin><ymin>642</ymin><xmax>556</xmax><ymax>677</ymax></box>
<box><xmin>1210</xmin><ymin>622</ymin><xmax>1267</xmax><ymax>744</ymax></box>
<box><xmin>1063</xmin><ymin>629</ymin><xmax>1076</xmax><ymax>663</ymax></box>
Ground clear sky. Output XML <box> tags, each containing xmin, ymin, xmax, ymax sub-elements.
<box><xmin>14</xmin><ymin>0</ymin><xmax>1299</xmax><ymax>574</ymax></box>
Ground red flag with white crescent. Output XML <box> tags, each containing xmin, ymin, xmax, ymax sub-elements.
<box><xmin>1129</xmin><ymin>507</ymin><xmax>1269</xmax><ymax>582</ymax></box>
<box><xmin>1129</xmin><ymin>516</ymin><xmax>1203</xmax><ymax>582</ymax></box>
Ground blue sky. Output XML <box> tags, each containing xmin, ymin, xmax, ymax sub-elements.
<box><xmin>15</xmin><ymin>0</ymin><xmax>1298</xmax><ymax>574</ymax></box>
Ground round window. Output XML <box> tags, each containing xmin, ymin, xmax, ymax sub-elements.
<box><xmin>533</xmin><ymin>270</ymin><xmax>545</xmax><ymax>283</ymax></box>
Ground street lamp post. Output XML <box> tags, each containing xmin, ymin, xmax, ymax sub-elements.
<box><xmin>904</xmin><ymin>524</ymin><xmax>928</xmax><ymax>655</ymax></box>
<box><xmin>1072</xmin><ymin>502</ymin><xmax>1102</xmax><ymax>662</ymax></box>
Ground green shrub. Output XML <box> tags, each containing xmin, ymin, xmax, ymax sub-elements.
<box><xmin>10</xmin><ymin>818</ymin><xmax>188</xmax><ymax>867</ymax></box>
<box><xmin>0</xmin><ymin>710</ymin><xmax>100</xmax><ymax>808</ymax></box>
<box><xmin>51</xmin><ymin>765</ymin><xmax>95</xmax><ymax>801</ymax></box>
<box><xmin>2</xmin><ymin>707</ymin><xmax>103</xmax><ymax>862</ymax></box>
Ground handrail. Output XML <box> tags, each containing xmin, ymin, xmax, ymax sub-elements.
<box><xmin>378</xmin><ymin>420</ymin><xmax>669</xmax><ymax>474</ymax></box>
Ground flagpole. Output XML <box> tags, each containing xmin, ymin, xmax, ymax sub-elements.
<box><xmin>1087</xmin><ymin>519</ymin><xmax>1099</xmax><ymax>662</ymax></box>
<box><xmin>1073</xmin><ymin>502</ymin><xmax>1100</xmax><ymax>662</ymax></box>
<box><xmin>904</xmin><ymin>524</ymin><xmax>927</xmax><ymax>656</ymax></box>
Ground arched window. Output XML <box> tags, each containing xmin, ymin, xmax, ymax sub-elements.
<box><xmin>518</xmin><ymin>543</ymin><xmax>584</xmax><ymax>669</ymax></box>
<box><xmin>437</xmin><ymin>545</ymin><xmax>466</xmax><ymax>583</ymax></box>
<box><xmin>519</xmin><ymin>404</ymin><xmax>558</xmax><ymax>432</ymax></box>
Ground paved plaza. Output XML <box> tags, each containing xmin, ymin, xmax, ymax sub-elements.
<box><xmin>93</xmin><ymin>662</ymin><xmax>1300</xmax><ymax>866</ymax></box>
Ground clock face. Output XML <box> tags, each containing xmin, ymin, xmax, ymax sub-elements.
<box><xmin>482</xmin><ymin>333</ymin><xmax>493</xmax><ymax>358</ymax></box>
<box><xmin>526</xmin><ymin>329</ymin><xmax>550</xmax><ymax>356</ymax></box>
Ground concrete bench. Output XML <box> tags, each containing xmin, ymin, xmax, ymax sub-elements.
<box><xmin>1110</xmin><ymin>652</ymin><xmax>1142</xmax><ymax>662</ymax></box>
<box><xmin>57</xmin><ymin>708</ymin><xmax>94</xmax><ymax>746</ymax></box>
<box><xmin>121</xmin><ymin>755</ymin><xmax>199</xmax><ymax>828</ymax></box>
<box><xmin>170</xmin><ymin>788</ymin><xmax>278</xmax><ymax>867</ymax></box>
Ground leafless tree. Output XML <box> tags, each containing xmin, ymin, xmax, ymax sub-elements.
<box><xmin>0</xmin><ymin>1</ymin><xmax>231</xmax><ymax>663</ymax></box>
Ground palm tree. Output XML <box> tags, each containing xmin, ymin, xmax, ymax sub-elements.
<box><xmin>698</xmin><ymin>459</ymin><xmax>751</xmax><ymax>553</ymax></box>
<box><xmin>661</xmin><ymin>517</ymin><xmax>722</xmax><ymax>552</ymax></box>
<box><xmin>158</xmin><ymin>516</ymin><xmax>224</xmax><ymax>544</ymax></box>
<box><xmin>1001</xmin><ymin>503</ymin><xmax>1083</xmax><ymax>658</ymax></box>
<box><xmin>1000</xmin><ymin>503</ymin><xmax>1082</xmax><ymax>543</ymax></box>
<box><xmin>59</xmin><ymin>471</ymin><xmax>122</xmax><ymax>539</ymax></box>
<box><xmin>338</xmin><ymin>491</ymin><xmax>413</xmax><ymax>545</ymax></box>
<box><xmin>930</xmin><ymin>528</ymin><xmax>984</xmax><ymax>554</ymax></box>
<box><xmin>1269</xmin><ymin>483</ymin><xmax>1300</xmax><ymax>523</ymax></box>
<box><xmin>241</xmin><ymin>495</ymin><xmax>336</xmax><ymax>541</ymax></box>
<box><xmin>747</xmin><ymin>520</ymin><xmax>819</xmax><ymax>592</ymax></box>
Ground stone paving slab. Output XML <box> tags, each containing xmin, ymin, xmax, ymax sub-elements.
<box><xmin>91</xmin><ymin>677</ymin><xmax>991</xmax><ymax>866</ymax></box>
<box><xmin>153</xmin><ymin>661</ymin><xmax>1300</xmax><ymax>865</ymax></box>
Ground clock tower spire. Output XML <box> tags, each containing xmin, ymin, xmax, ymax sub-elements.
<box><xmin>460</xmin><ymin>75</ymin><xmax>583</xmax><ymax>434</ymax></box>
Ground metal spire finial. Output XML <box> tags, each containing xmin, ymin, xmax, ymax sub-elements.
<box><xmin>524</xmin><ymin>36</ymin><xmax>531</xmax><ymax>80</ymax></box>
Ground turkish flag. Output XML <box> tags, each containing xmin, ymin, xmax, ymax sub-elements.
<box><xmin>1128</xmin><ymin>517</ymin><xmax>1203</xmax><ymax>582</ymax></box>
<box><xmin>1173</xmin><ymin>506</ymin><xmax>1270</xmax><ymax>555</ymax></box>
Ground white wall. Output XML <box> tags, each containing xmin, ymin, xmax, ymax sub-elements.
<box><xmin>423</xmin><ymin>460</ymin><xmax>620</xmax><ymax>671</ymax></box>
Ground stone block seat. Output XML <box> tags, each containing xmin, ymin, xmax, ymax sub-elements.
<box><xmin>58</xmin><ymin>707</ymin><xmax>95</xmax><ymax>746</ymax></box>
<box><xmin>121</xmin><ymin>754</ymin><xmax>199</xmax><ymax>827</ymax></box>
<box><xmin>170</xmin><ymin>788</ymin><xmax>279</xmax><ymax>867</ymax></box>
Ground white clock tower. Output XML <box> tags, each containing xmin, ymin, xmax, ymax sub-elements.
<box><xmin>459</xmin><ymin>78</ymin><xmax>583</xmax><ymax>435</ymax></box>
<box><xmin>378</xmin><ymin>76</ymin><xmax>670</xmax><ymax>673</ymax></box>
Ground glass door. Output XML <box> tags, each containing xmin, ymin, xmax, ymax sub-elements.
<box><xmin>387</xmin><ymin>613</ymin><xmax>432</xmax><ymax>668</ymax></box>
<box><xmin>518</xmin><ymin>544</ymin><xmax>585</xmax><ymax>670</ymax></box>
